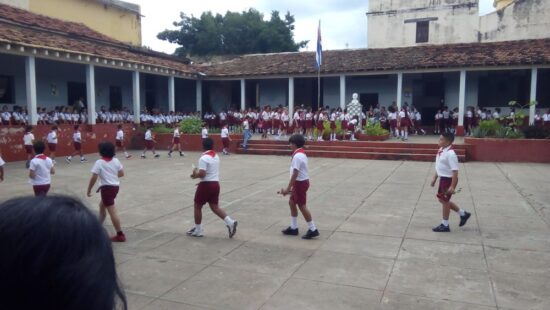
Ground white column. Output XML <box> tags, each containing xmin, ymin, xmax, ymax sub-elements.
<box><xmin>168</xmin><ymin>76</ymin><xmax>175</xmax><ymax>113</ymax></box>
<box><xmin>339</xmin><ymin>75</ymin><xmax>346</xmax><ymax>110</ymax></box>
<box><xmin>529</xmin><ymin>68</ymin><xmax>538</xmax><ymax>125</ymax></box>
<box><xmin>132</xmin><ymin>71</ymin><xmax>140</xmax><ymax>124</ymax></box>
<box><xmin>458</xmin><ymin>70</ymin><xmax>466</xmax><ymax>127</ymax></box>
<box><xmin>86</xmin><ymin>64</ymin><xmax>96</xmax><ymax>125</ymax></box>
<box><xmin>288</xmin><ymin>77</ymin><xmax>294</xmax><ymax>125</ymax></box>
<box><xmin>196</xmin><ymin>80</ymin><xmax>202</xmax><ymax>113</ymax></box>
<box><xmin>240</xmin><ymin>79</ymin><xmax>246</xmax><ymax>111</ymax></box>
<box><xmin>25</xmin><ymin>56</ymin><xmax>38</xmax><ymax>125</ymax></box>
<box><xmin>396</xmin><ymin>72</ymin><xmax>403</xmax><ymax>110</ymax></box>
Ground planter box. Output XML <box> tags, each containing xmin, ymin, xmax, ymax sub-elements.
<box><xmin>357</xmin><ymin>133</ymin><xmax>390</xmax><ymax>141</ymax></box>
<box><xmin>130</xmin><ymin>133</ymin><xmax>242</xmax><ymax>153</ymax></box>
<box><xmin>465</xmin><ymin>137</ymin><xmax>550</xmax><ymax>163</ymax></box>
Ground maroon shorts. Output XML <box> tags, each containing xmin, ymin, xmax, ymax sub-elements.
<box><xmin>194</xmin><ymin>181</ymin><xmax>220</xmax><ymax>206</ymax></box>
<box><xmin>330</xmin><ymin>121</ymin><xmax>336</xmax><ymax>130</ymax></box>
<box><xmin>316</xmin><ymin>121</ymin><xmax>324</xmax><ymax>131</ymax></box>
<box><xmin>400</xmin><ymin>118</ymin><xmax>411</xmax><ymax>128</ymax></box>
<box><xmin>74</xmin><ymin>142</ymin><xmax>81</xmax><ymax>151</ymax></box>
<box><xmin>290</xmin><ymin>180</ymin><xmax>309</xmax><ymax>206</ymax></box>
<box><xmin>222</xmin><ymin>137</ymin><xmax>230</xmax><ymax>148</ymax></box>
<box><xmin>47</xmin><ymin>143</ymin><xmax>57</xmax><ymax>152</ymax></box>
<box><xmin>100</xmin><ymin>185</ymin><xmax>119</xmax><ymax>207</ymax></box>
<box><xmin>437</xmin><ymin>177</ymin><xmax>453</xmax><ymax>202</ymax></box>
<box><xmin>342</xmin><ymin>121</ymin><xmax>348</xmax><ymax>130</ymax></box>
<box><xmin>25</xmin><ymin>145</ymin><xmax>33</xmax><ymax>154</ymax></box>
<box><xmin>33</xmin><ymin>184</ymin><xmax>51</xmax><ymax>196</ymax></box>
<box><xmin>116</xmin><ymin>140</ymin><xmax>123</xmax><ymax>147</ymax></box>
<box><xmin>389</xmin><ymin>120</ymin><xmax>397</xmax><ymax>128</ymax></box>
<box><xmin>305</xmin><ymin>120</ymin><xmax>313</xmax><ymax>129</ymax></box>
<box><xmin>145</xmin><ymin>140</ymin><xmax>154</xmax><ymax>150</ymax></box>
<box><xmin>173</xmin><ymin>137</ymin><xmax>180</xmax><ymax>144</ymax></box>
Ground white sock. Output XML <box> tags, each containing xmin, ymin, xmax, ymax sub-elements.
<box><xmin>405</xmin><ymin>131</ymin><xmax>408</xmax><ymax>139</ymax></box>
<box><xmin>68</xmin><ymin>156</ymin><xmax>72</xmax><ymax>160</ymax></box>
<box><xmin>224</xmin><ymin>216</ymin><xmax>235</xmax><ymax>226</ymax></box>
<box><xmin>307</xmin><ymin>221</ymin><xmax>317</xmax><ymax>231</ymax></box>
<box><xmin>124</xmin><ymin>151</ymin><xmax>129</xmax><ymax>157</ymax></box>
<box><xmin>290</xmin><ymin>217</ymin><xmax>298</xmax><ymax>229</ymax></box>
<box><xmin>459</xmin><ymin>209</ymin><xmax>466</xmax><ymax>216</ymax></box>
<box><xmin>442</xmin><ymin>219</ymin><xmax>449</xmax><ymax>226</ymax></box>
<box><xmin>195</xmin><ymin>224</ymin><xmax>203</xmax><ymax>231</ymax></box>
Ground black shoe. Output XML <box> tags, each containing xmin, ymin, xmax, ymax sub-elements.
<box><xmin>432</xmin><ymin>224</ymin><xmax>450</xmax><ymax>232</ymax></box>
<box><xmin>302</xmin><ymin>229</ymin><xmax>320</xmax><ymax>239</ymax></box>
<box><xmin>459</xmin><ymin>212</ymin><xmax>471</xmax><ymax>227</ymax></box>
<box><xmin>227</xmin><ymin>221</ymin><xmax>238</xmax><ymax>238</ymax></box>
<box><xmin>154</xmin><ymin>154</ymin><xmax>160</xmax><ymax>158</ymax></box>
<box><xmin>281</xmin><ymin>227</ymin><xmax>299</xmax><ymax>236</ymax></box>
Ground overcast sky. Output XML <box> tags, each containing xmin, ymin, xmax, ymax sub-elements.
<box><xmin>127</xmin><ymin>0</ymin><xmax>496</xmax><ymax>54</ymax></box>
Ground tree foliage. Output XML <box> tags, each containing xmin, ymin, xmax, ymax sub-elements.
<box><xmin>157</xmin><ymin>9</ymin><xmax>308</xmax><ymax>57</ymax></box>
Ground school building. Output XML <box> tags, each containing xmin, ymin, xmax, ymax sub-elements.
<box><xmin>0</xmin><ymin>0</ymin><xmax>549</xmax><ymax>136</ymax></box>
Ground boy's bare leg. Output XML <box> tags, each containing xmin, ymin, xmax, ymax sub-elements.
<box><xmin>106</xmin><ymin>205</ymin><xmax>122</xmax><ymax>232</ymax></box>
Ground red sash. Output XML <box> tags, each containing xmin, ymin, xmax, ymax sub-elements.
<box><xmin>102</xmin><ymin>157</ymin><xmax>113</xmax><ymax>162</ymax></box>
<box><xmin>292</xmin><ymin>148</ymin><xmax>305</xmax><ymax>159</ymax></box>
<box><xmin>35</xmin><ymin>154</ymin><xmax>47</xmax><ymax>160</ymax></box>
<box><xmin>204</xmin><ymin>150</ymin><xmax>216</xmax><ymax>157</ymax></box>
<box><xmin>437</xmin><ymin>145</ymin><xmax>453</xmax><ymax>157</ymax></box>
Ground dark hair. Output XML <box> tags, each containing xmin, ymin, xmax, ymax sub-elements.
<box><xmin>442</xmin><ymin>132</ymin><xmax>455</xmax><ymax>143</ymax></box>
<box><xmin>99</xmin><ymin>142</ymin><xmax>115</xmax><ymax>158</ymax></box>
<box><xmin>25</xmin><ymin>125</ymin><xmax>33</xmax><ymax>133</ymax></box>
<box><xmin>74</xmin><ymin>125</ymin><xmax>79</xmax><ymax>130</ymax></box>
<box><xmin>202</xmin><ymin>137</ymin><xmax>214</xmax><ymax>150</ymax></box>
<box><xmin>33</xmin><ymin>140</ymin><xmax>45</xmax><ymax>154</ymax></box>
<box><xmin>0</xmin><ymin>196</ymin><xmax>127</xmax><ymax>310</ymax></box>
<box><xmin>117</xmin><ymin>124</ymin><xmax>122</xmax><ymax>129</ymax></box>
<box><xmin>51</xmin><ymin>125</ymin><xmax>58</xmax><ymax>131</ymax></box>
<box><xmin>289</xmin><ymin>134</ymin><xmax>305</xmax><ymax>148</ymax></box>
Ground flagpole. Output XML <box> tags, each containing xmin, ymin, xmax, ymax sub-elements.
<box><xmin>317</xmin><ymin>67</ymin><xmax>321</xmax><ymax>110</ymax></box>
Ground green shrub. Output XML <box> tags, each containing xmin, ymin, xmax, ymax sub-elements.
<box><xmin>364</xmin><ymin>121</ymin><xmax>389</xmax><ymax>136</ymax></box>
<box><xmin>180</xmin><ymin>118</ymin><xmax>203</xmax><ymax>134</ymax></box>
<box><xmin>478</xmin><ymin>120</ymin><xmax>501</xmax><ymax>136</ymax></box>
<box><xmin>472</xmin><ymin>126</ymin><xmax>489</xmax><ymax>138</ymax></box>
<box><xmin>151</xmin><ymin>125</ymin><xmax>173</xmax><ymax>134</ymax></box>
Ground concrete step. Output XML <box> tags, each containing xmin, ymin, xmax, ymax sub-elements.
<box><xmin>237</xmin><ymin>148</ymin><xmax>467</xmax><ymax>162</ymax></box>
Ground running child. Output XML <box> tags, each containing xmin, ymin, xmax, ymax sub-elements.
<box><xmin>66</xmin><ymin>125</ymin><xmax>87</xmax><ymax>163</ymax></box>
<box><xmin>29</xmin><ymin>141</ymin><xmax>55</xmax><ymax>196</ymax></box>
<box><xmin>46</xmin><ymin>125</ymin><xmax>58</xmax><ymax>163</ymax></box>
<box><xmin>279</xmin><ymin>134</ymin><xmax>319</xmax><ymax>239</ymax></box>
<box><xmin>87</xmin><ymin>142</ymin><xmax>126</xmax><ymax>242</ymax></box>
<box><xmin>188</xmin><ymin>138</ymin><xmax>238</xmax><ymax>238</ymax></box>
<box><xmin>431</xmin><ymin>132</ymin><xmax>471</xmax><ymax>232</ymax></box>
<box><xmin>168</xmin><ymin>126</ymin><xmax>185</xmax><ymax>158</ymax></box>
<box><xmin>141</xmin><ymin>126</ymin><xmax>160</xmax><ymax>159</ymax></box>
<box><xmin>115</xmin><ymin>124</ymin><xmax>132</xmax><ymax>159</ymax></box>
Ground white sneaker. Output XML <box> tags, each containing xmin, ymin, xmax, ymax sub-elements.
<box><xmin>187</xmin><ymin>227</ymin><xmax>203</xmax><ymax>237</ymax></box>
<box><xmin>227</xmin><ymin>221</ymin><xmax>238</xmax><ymax>238</ymax></box>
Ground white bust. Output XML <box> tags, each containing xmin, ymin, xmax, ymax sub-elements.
<box><xmin>351</xmin><ymin>93</ymin><xmax>359</xmax><ymax>103</ymax></box>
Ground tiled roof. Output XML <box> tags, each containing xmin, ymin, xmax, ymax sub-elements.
<box><xmin>0</xmin><ymin>3</ymin><xmax>195</xmax><ymax>75</ymax></box>
<box><xmin>201</xmin><ymin>39</ymin><xmax>550</xmax><ymax>78</ymax></box>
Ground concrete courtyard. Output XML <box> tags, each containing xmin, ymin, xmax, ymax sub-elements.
<box><xmin>0</xmin><ymin>152</ymin><xmax>549</xmax><ymax>310</ymax></box>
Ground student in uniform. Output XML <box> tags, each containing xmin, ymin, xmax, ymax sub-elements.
<box><xmin>115</xmin><ymin>125</ymin><xmax>132</xmax><ymax>159</ymax></box>
<box><xmin>141</xmin><ymin>126</ymin><xmax>160</xmax><ymax>159</ymax></box>
<box><xmin>188</xmin><ymin>138</ymin><xmax>238</xmax><ymax>238</ymax></box>
<box><xmin>46</xmin><ymin>125</ymin><xmax>58</xmax><ymax>164</ymax></box>
<box><xmin>221</xmin><ymin>124</ymin><xmax>231</xmax><ymax>155</ymax></box>
<box><xmin>543</xmin><ymin>109</ymin><xmax>550</xmax><ymax>129</ymax></box>
<box><xmin>388</xmin><ymin>107</ymin><xmax>398</xmax><ymax>138</ymax></box>
<box><xmin>168</xmin><ymin>126</ymin><xmax>185</xmax><ymax>158</ymax></box>
<box><xmin>0</xmin><ymin>150</ymin><xmax>4</xmax><ymax>182</ymax></box>
<box><xmin>431</xmin><ymin>133</ymin><xmax>471</xmax><ymax>233</ymax></box>
<box><xmin>398</xmin><ymin>107</ymin><xmax>411</xmax><ymax>141</ymax></box>
<box><xmin>29</xmin><ymin>141</ymin><xmax>55</xmax><ymax>196</ymax></box>
<box><xmin>279</xmin><ymin>134</ymin><xmax>320</xmax><ymax>240</ymax></box>
<box><xmin>66</xmin><ymin>125</ymin><xmax>87</xmax><ymax>163</ymax></box>
<box><xmin>329</xmin><ymin>109</ymin><xmax>337</xmax><ymax>141</ymax></box>
<box><xmin>87</xmin><ymin>142</ymin><xmax>126</xmax><ymax>242</ymax></box>
<box><xmin>23</xmin><ymin>125</ymin><xmax>35</xmax><ymax>167</ymax></box>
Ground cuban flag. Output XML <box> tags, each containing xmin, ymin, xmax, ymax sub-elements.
<box><xmin>315</xmin><ymin>20</ymin><xmax>322</xmax><ymax>70</ymax></box>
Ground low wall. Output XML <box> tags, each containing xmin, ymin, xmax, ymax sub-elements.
<box><xmin>465</xmin><ymin>137</ymin><xmax>550</xmax><ymax>163</ymax></box>
<box><xmin>0</xmin><ymin>124</ymin><xmax>242</xmax><ymax>162</ymax></box>
<box><xmin>0</xmin><ymin>124</ymin><xmax>135</xmax><ymax>162</ymax></box>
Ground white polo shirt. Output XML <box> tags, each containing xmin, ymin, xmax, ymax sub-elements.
<box><xmin>91</xmin><ymin>158</ymin><xmax>123</xmax><ymax>186</ymax></box>
<box><xmin>290</xmin><ymin>149</ymin><xmax>309</xmax><ymax>181</ymax></box>
<box><xmin>29</xmin><ymin>154</ymin><xmax>53</xmax><ymax>185</ymax></box>
<box><xmin>23</xmin><ymin>133</ymin><xmax>34</xmax><ymax>146</ymax></box>
<box><xmin>435</xmin><ymin>145</ymin><xmax>459</xmax><ymax>178</ymax></box>
<box><xmin>221</xmin><ymin>128</ymin><xmax>229</xmax><ymax>138</ymax></box>
<box><xmin>243</xmin><ymin>120</ymin><xmax>249</xmax><ymax>130</ymax></box>
<box><xmin>198</xmin><ymin>151</ymin><xmax>219</xmax><ymax>182</ymax></box>
<box><xmin>0</xmin><ymin>155</ymin><xmax>5</xmax><ymax>166</ymax></box>
<box><xmin>47</xmin><ymin>131</ymin><xmax>57</xmax><ymax>144</ymax></box>
<box><xmin>116</xmin><ymin>129</ymin><xmax>124</xmax><ymax>141</ymax></box>
<box><xmin>201</xmin><ymin>128</ymin><xmax>208</xmax><ymax>139</ymax></box>
<box><xmin>543</xmin><ymin>113</ymin><xmax>550</xmax><ymax>122</ymax></box>
<box><xmin>73</xmin><ymin>131</ymin><xmax>81</xmax><ymax>142</ymax></box>
<box><xmin>173</xmin><ymin>128</ymin><xmax>181</xmax><ymax>138</ymax></box>
<box><xmin>145</xmin><ymin>130</ymin><xmax>153</xmax><ymax>141</ymax></box>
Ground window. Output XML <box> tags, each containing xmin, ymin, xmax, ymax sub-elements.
<box><xmin>416</xmin><ymin>21</ymin><xmax>429</xmax><ymax>43</ymax></box>
<box><xmin>0</xmin><ymin>75</ymin><xmax>14</xmax><ymax>104</ymax></box>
